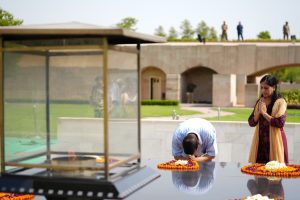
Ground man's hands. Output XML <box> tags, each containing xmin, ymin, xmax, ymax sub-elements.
<box><xmin>174</xmin><ymin>154</ymin><xmax>214</xmax><ymax>163</ymax></box>
<box><xmin>188</xmin><ymin>154</ymin><xmax>214</xmax><ymax>162</ymax></box>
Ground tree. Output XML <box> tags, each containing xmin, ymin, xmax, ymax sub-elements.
<box><xmin>154</xmin><ymin>25</ymin><xmax>166</xmax><ymax>37</ymax></box>
<box><xmin>195</xmin><ymin>21</ymin><xmax>218</xmax><ymax>41</ymax></box>
<box><xmin>208</xmin><ymin>27</ymin><xmax>218</xmax><ymax>41</ymax></box>
<box><xmin>195</xmin><ymin>21</ymin><xmax>209</xmax><ymax>39</ymax></box>
<box><xmin>271</xmin><ymin>67</ymin><xmax>300</xmax><ymax>83</ymax></box>
<box><xmin>180</xmin><ymin>19</ymin><xmax>194</xmax><ymax>39</ymax></box>
<box><xmin>0</xmin><ymin>8</ymin><xmax>23</xmax><ymax>26</ymax></box>
<box><xmin>116</xmin><ymin>17</ymin><xmax>138</xmax><ymax>31</ymax></box>
<box><xmin>257</xmin><ymin>31</ymin><xmax>271</xmax><ymax>39</ymax></box>
<box><xmin>168</xmin><ymin>26</ymin><xmax>178</xmax><ymax>40</ymax></box>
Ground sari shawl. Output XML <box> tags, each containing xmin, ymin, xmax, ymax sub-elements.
<box><xmin>248</xmin><ymin>98</ymin><xmax>287</xmax><ymax>163</ymax></box>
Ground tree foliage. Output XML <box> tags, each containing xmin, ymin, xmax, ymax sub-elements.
<box><xmin>116</xmin><ymin>17</ymin><xmax>138</xmax><ymax>31</ymax></box>
<box><xmin>208</xmin><ymin>27</ymin><xmax>218</xmax><ymax>40</ymax></box>
<box><xmin>168</xmin><ymin>26</ymin><xmax>178</xmax><ymax>40</ymax></box>
<box><xmin>180</xmin><ymin>19</ymin><xmax>194</xmax><ymax>39</ymax></box>
<box><xmin>195</xmin><ymin>21</ymin><xmax>218</xmax><ymax>41</ymax></box>
<box><xmin>257</xmin><ymin>31</ymin><xmax>271</xmax><ymax>39</ymax></box>
<box><xmin>154</xmin><ymin>25</ymin><xmax>166</xmax><ymax>37</ymax></box>
<box><xmin>0</xmin><ymin>8</ymin><xmax>23</xmax><ymax>26</ymax></box>
<box><xmin>271</xmin><ymin>67</ymin><xmax>300</xmax><ymax>83</ymax></box>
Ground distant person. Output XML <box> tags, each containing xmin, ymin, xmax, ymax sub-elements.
<box><xmin>283</xmin><ymin>21</ymin><xmax>290</xmax><ymax>40</ymax></box>
<box><xmin>186</xmin><ymin>80</ymin><xmax>197</xmax><ymax>103</ymax></box>
<box><xmin>237</xmin><ymin>21</ymin><xmax>244</xmax><ymax>41</ymax></box>
<box><xmin>221</xmin><ymin>21</ymin><xmax>228</xmax><ymax>41</ymax></box>
<box><xmin>197</xmin><ymin>34</ymin><xmax>206</xmax><ymax>44</ymax></box>
<box><xmin>90</xmin><ymin>76</ymin><xmax>103</xmax><ymax>118</ymax></box>
<box><xmin>120</xmin><ymin>84</ymin><xmax>137</xmax><ymax>117</ymax></box>
<box><xmin>248</xmin><ymin>75</ymin><xmax>288</xmax><ymax>164</ymax></box>
<box><xmin>109</xmin><ymin>78</ymin><xmax>122</xmax><ymax>117</ymax></box>
<box><xmin>172</xmin><ymin>161</ymin><xmax>216</xmax><ymax>195</ymax></box>
<box><xmin>172</xmin><ymin>118</ymin><xmax>218</xmax><ymax>162</ymax></box>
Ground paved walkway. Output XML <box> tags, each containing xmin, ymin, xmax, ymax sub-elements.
<box><xmin>142</xmin><ymin>103</ymin><xmax>234</xmax><ymax>121</ymax></box>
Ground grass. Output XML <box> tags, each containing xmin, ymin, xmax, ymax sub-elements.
<box><xmin>204</xmin><ymin>107</ymin><xmax>300</xmax><ymax>123</ymax></box>
<box><xmin>141</xmin><ymin>105</ymin><xmax>200</xmax><ymax>117</ymax></box>
<box><xmin>204</xmin><ymin>108</ymin><xmax>252</xmax><ymax>121</ymax></box>
<box><xmin>5</xmin><ymin>102</ymin><xmax>94</xmax><ymax>138</ymax></box>
<box><xmin>4</xmin><ymin>103</ymin><xmax>300</xmax><ymax>138</ymax></box>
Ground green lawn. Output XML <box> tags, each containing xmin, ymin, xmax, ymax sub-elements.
<box><xmin>4</xmin><ymin>103</ymin><xmax>300</xmax><ymax>138</ymax></box>
<box><xmin>204</xmin><ymin>107</ymin><xmax>300</xmax><ymax>123</ymax></box>
<box><xmin>5</xmin><ymin>103</ymin><xmax>94</xmax><ymax>138</ymax></box>
<box><xmin>141</xmin><ymin>105</ymin><xmax>200</xmax><ymax>117</ymax></box>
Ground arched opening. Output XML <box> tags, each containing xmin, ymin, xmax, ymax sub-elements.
<box><xmin>247</xmin><ymin>64</ymin><xmax>300</xmax><ymax>83</ymax></box>
<box><xmin>181</xmin><ymin>67</ymin><xmax>217</xmax><ymax>103</ymax></box>
<box><xmin>141</xmin><ymin>67</ymin><xmax>166</xmax><ymax>100</ymax></box>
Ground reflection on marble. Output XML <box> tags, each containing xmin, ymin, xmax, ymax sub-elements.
<box><xmin>247</xmin><ymin>177</ymin><xmax>284</xmax><ymax>200</ymax></box>
<box><xmin>129</xmin><ymin>161</ymin><xmax>300</xmax><ymax>200</ymax></box>
<box><xmin>172</xmin><ymin>161</ymin><xmax>215</xmax><ymax>195</ymax></box>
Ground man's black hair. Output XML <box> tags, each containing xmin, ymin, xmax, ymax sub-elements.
<box><xmin>182</xmin><ymin>133</ymin><xmax>199</xmax><ymax>155</ymax></box>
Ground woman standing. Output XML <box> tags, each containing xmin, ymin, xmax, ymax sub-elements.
<box><xmin>248</xmin><ymin>75</ymin><xmax>288</xmax><ymax>164</ymax></box>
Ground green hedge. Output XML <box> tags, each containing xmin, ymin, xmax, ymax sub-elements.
<box><xmin>281</xmin><ymin>90</ymin><xmax>300</xmax><ymax>105</ymax></box>
<box><xmin>141</xmin><ymin>100</ymin><xmax>179</xmax><ymax>106</ymax></box>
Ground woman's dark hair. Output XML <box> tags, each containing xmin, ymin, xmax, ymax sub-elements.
<box><xmin>182</xmin><ymin>133</ymin><xmax>199</xmax><ymax>155</ymax></box>
<box><xmin>260</xmin><ymin>74</ymin><xmax>282</xmax><ymax>114</ymax></box>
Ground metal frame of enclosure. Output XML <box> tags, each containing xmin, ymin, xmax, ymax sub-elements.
<box><xmin>0</xmin><ymin>23</ymin><xmax>165</xmax><ymax>199</ymax></box>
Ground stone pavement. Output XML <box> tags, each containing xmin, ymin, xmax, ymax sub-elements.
<box><xmin>142</xmin><ymin>103</ymin><xmax>234</xmax><ymax>121</ymax></box>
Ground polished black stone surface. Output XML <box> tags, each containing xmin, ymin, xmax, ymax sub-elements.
<box><xmin>127</xmin><ymin>160</ymin><xmax>299</xmax><ymax>200</ymax></box>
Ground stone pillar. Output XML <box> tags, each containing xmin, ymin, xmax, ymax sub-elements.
<box><xmin>236</xmin><ymin>74</ymin><xmax>246</xmax><ymax>105</ymax></box>
<box><xmin>166</xmin><ymin>74</ymin><xmax>180</xmax><ymax>101</ymax></box>
<box><xmin>245</xmin><ymin>83</ymin><xmax>259</xmax><ymax>107</ymax></box>
<box><xmin>213</xmin><ymin>74</ymin><xmax>236</xmax><ymax>107</ymax></box>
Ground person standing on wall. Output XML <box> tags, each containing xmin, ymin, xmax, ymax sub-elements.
<box><xmin>248</xmin><ymin>74</ymin><xmax>288</xmax><ymax>164</ymax></box>
<box><xmin>237</xmin><ymin>21</ymin><xmax>244</xmax><ymax>41</ymax></box>
<box><xmin>283</xmin><ymin>21</ymin><xmax>290</xmax><ymax>40</ymax></box>
<box><xmin>221</xmin><ymin>21</ymin><xmax>228</xmax><ymax>41</ymax></box>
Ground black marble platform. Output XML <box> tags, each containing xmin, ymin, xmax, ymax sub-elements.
<box><xmin>127</xmin><ymin>160</ymin><xmax>299</xmax><ymax>200</ymax></box>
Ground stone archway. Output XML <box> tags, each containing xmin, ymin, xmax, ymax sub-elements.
<box><xmin>181</xmin><ymin>67</ymin><xmax>217</xmax><ymax>103</ymax></box>
<box><xmin>245</xmin><ymin>64</ymin><xmax>300</xmax><ymax>107</ymax></box>
<box><xmin>141</xmin><ymin>67</ymin><xmax>166</xmax><ymax>100</ymax></box>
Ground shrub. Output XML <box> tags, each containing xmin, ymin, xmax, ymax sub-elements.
<box><xmin>281</xmin><ymin>90</ymin><xmax>300</xmax><ymax>105</ymax></box>
<box><xmin>141</xmin><ymin>100</ymin><xmax>179</xmax><ymax>106</ymax></box>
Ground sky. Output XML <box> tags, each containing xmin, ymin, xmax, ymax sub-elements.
<box><xmin>1</xmin><ymin>0</ymin><xmax>300</xmax><ymax>40</ymax></box>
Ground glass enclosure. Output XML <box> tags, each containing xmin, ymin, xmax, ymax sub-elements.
<box><xmin>2</xmin><ymin>37</ymin><xmax>140</xmax><ymax>178</ymax></box>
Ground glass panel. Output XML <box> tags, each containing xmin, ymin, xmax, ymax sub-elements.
<box><xmin>107</xmin><ymin>49</ymin><xmax>139</xmax><ymax>164</ymax></box>
<box><xmin>4</xmin><ymin>52</ymin><xmax>47</xmax><ymax>164</ymax></box>
<box><xmin>4</xmin><ymin>38</ymin><xmax>105</xmax><ymax>174</ymax></box>
<box><xmin>3</xmin><ymin>38</ymin><xmax>139</xmax><ymax>177</ymax></box>
<box><xmin>48</xmin><ymin>48</ymin><xmax>104</xmax><ymax>173</ymax></box>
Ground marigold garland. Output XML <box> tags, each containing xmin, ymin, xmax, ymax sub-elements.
<box><xmin>0</xmin><ymin>193</ymin><xmax>35</xmax><ymax>200</ymax></box>
<box><xmin>157</xmin><ymin>159</ymin><xmax>199</xmax><ymax>171</ymax></box>
<box><xmin>241</xmin><ymin>163</ymin><xmax>300</xmax><ymax>178</ymax></box>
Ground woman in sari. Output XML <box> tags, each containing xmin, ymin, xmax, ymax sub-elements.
<box><xmin>248</xmin><ymin>75</ymin><xmax>288</xmax><ymax>164</ymax></box>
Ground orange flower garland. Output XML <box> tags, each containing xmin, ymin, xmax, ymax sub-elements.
<box><xmin>0</xmin><ymin>193</ymin><xmax>34</xmax><ymax>200</ymax></box>
<box><xmin>241</xmin><ymin>163</ymin><xmax>300</xmax><ymax>178</ymax></box>
<box><xmin>157</xmin><ymin>159</ymin><xmax>199</xmax><ymax>171</ymax></box>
